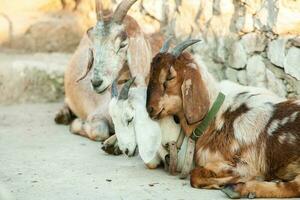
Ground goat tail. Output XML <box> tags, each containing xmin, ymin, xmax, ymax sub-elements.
<box><xmin>222</xmin><ymin>175</ymin><xmax>300</xmax><ymax>198</ymax></box>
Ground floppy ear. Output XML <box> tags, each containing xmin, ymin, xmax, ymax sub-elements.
<box><xmin>136</xmin><ymin>123</ymin><xmax>161</xmax><ymax>164</ymax></box>
<box><xmin>135</xmin><ymin>91</ymin><xmax>161</xmax><ymax>163</ymax></box>
<box><xmin>86</xmin><ymin>27</ymin><xmax>94</xmax><ymax>39</ymax></box>
<box><xmin>126</xmin><ymin>35</ymin><xmax>152</xmax><ymax>86</ymax></box>
<box><xmin>181</xmin><ymin>67</ymin><xmax>210</xmax><ymax>125</ymax></box>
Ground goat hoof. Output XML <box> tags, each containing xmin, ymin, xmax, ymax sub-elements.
<box><xmin>165</xmin><ymin>154</ymin><xmax>170</xmax><ymax>166</ymax></box>
<box><xmin>222</xmin><ymin>184</ymin><xmax>241</xmax><ymax>199</ymax></box>
<box><xmin>101</xmin><ymin>144</ymin><xmax>122</xmax><ymax>156</ymax></box>
<box><xmin>54</xmin><ymin>108</ymin><xmax>74</xmax><ymax>125</ymax></box>
<box><xmin>54</xmin><ymin>104</ymin><xmax>75</xmax><ymax>125</ymax></box>
<box><xmin>248</xmin><ymin>192</ymin><xmax>256</xmax><ymax>199</ymax></box>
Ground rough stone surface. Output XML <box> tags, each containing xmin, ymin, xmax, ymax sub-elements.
<box><xmin>284</xmin><ymin>47</ymin><xmax>300</xmax><ymax>80</ymax></box>
<box><xmin>246</xmin><ymin>55</ymin><xmax>266</xmax><ymax>88</ymax></box>
<box><xmin>0</xmin><ymin>52</ymin><xmax>70</xmax><ymax>104</ymax></box>
<box><xmin>241</xmin><ymin>32</ymin><xmax>267</xmax><ymax>54</ymax></box>
<box><xmin>228</xmin><ymin>41</ymin><xmax>247</xmax><ymax>69</ymax></box>
<box><xmin>1</xmin><ymin>0</ymin><xmax>300</xmax><ymax>100</ymax></box>
<box><xmin>0</xmin><ymin>103</ymin><xmax>226</xmax><ymax>200</ymax></box>
<box><xmin>267</xmin><ymin>38</ymin><xmax>288</xmax><ymax>68</ymax></box>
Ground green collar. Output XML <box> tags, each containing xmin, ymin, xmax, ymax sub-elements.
<box><xmin>191</xmin><ymin>92</ymin><xmax>225</xmax><ymax>141</ymax></box>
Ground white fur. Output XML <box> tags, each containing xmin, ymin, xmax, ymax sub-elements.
<box><xmin>109</xmin><ymin>86</ymin><xmax>182</xmax><ymax>166</ymax></box>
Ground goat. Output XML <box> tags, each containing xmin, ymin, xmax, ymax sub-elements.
<box><xmin>108</xmin><ymin>78</ymin><xmax>195</xmax><ymax>174</ymax></box>
<box><xmin>146</xmin><ymin>39</ymin><xmax>300</xmax><ymax>198</ymax></box>
<box><xmin>54</xmin><ymin>0</ymin><xmax>163</xmax><ymax>150</ymax></box>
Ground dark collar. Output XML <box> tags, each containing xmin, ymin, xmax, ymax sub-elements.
<box><xmin>191</xmin><ymin>92</ymin><xmax>225</xmax><ymax>141</ymax></box>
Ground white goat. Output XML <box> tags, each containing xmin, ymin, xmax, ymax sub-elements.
<box><xmin>109</xmin><ymin>79</ymin><xmax>192</xmax><ymax>172</ymax></box>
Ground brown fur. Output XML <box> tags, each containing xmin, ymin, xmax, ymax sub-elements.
<box><xmin>147</xmin><ymin>52</ymin><xmax>209</xmax><ymax>136</ymax></box>
<box><xmin>146</xmin><ymin>50</ymin><xmax>300</xmax><ymax>198</ymax></box>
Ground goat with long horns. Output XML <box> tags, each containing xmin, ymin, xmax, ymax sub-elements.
<box><xmin>54</xmin><ymin>0</ymin><xmax>164</xmax><ymax>153</ymax></box>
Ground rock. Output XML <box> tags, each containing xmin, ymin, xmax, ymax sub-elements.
<box><xmin>228</xmin><ymin>41</ymin><xmax>247</xmax><ymax>69</ymax></box>
<box><xmin>246</xmin><ymin>55</ymin><xmax>266</xmax><ymax>87</ymax></box>
<box><xmin>274</xmin><ymin>0</ymin><xmax>300</xmax><ymax>35</ymax></box>
<box><xmin>283</xmin><ymin>47</ymin><xmax>300</xmax><ymax>80</ymax></box>
<box><xmin>142</xmin><ymin>0</ymin><xmax>165</xmax><ymax>21</ymax></box>
<box><xmin>265</xmin><ymin>69</ymin><xmax>286</xmax><ymax>97</ymax></box>
<box><xmin>0</xmin><ymin>52</ymin><xmax>70</xmax><ymax>104</ymax></box>
<box><xmin>267</xmin><ymin>38</ymin><xmax>288</xmax><ymax>68</ymax></box>
<box><xmin>11</xmin><ymin>13</ymin><xmax>86</xmax><ymax>52</ymax></box>
<box><xmin>241</xmin><ymin>12</ymin><xmax>254</xmax><ymax>33</ymax></box>
<box><xmin>241</xmin><ymin>32</ymin><xmax>267</xmax><ymax>54</ymax></box>
<box><xmin>291</xmin><ymin>36</ymin><xmax>300</xmax><ymax>47</ymax></box>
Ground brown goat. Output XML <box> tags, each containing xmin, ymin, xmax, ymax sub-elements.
<box><xmin>146</xmin><ymin>39</ymin><xmax>300</xmax><ymax>198</ymax></box>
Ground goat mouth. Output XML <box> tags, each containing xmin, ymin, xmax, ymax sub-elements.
<box><xmin>126</xmin><ymin>147</ymin><xmax>137</xmax><ymax>157</ymax></box>
<box><xmin>152</xmin><ymin>108</ymin><xmax>164</xmax><ymax>120</ymax></box>
<box><xmin>95</xmin><ymin>85</ymin><xmax>109</xmax><ymax>94</ymax></box>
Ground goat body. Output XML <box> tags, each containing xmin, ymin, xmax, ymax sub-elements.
<box><xmin>55</xmin><ymin>0</ymin><xmax>163</xmax><ymax>144</ymax></box>
<box><xmin>146</xmin><ymin>41</ymin><xmax>300</xmax><ymax>198</ymax></box>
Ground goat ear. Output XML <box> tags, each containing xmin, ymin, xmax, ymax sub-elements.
<box><xmin>86</xmin><ymin>27</ymin><xmax>94</xmax><ymax>39</ymax></box>
<box><xmin>126</xmin><ymin>36</ymin><xmax>152</xmax><ymax>85</ymax></box>
<box><xmin>181</xmin><ymin>67</ymin><xmax>210</xmax><ymax>125</ymax></box>
<box><xmin>135</xmin><ymin>93</ymin><xmax>161</xmax><ymax>163</ymax></box>
<box><xmin>136</xmin><ymin>123</ymin><xmax>161</xmax><ymax>163</ymax></box>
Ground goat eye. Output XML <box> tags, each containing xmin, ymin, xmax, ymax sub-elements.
<box><xmin>127</xmin><ymin>117</ymin><xmax>133</xmax><ymax>125</ymax></box>
<box><xmin>166</xmin><ymin>74</ymin><xmax>175</xmax><ymax>81</ymax></box>
<box><xmin>120</xmin><ymin>42</ymin><xmax>128</xmax><ymax>49</ymax></box>
<box><xmin>163</xmin><ymin>81</ymin><xmax>167</xmax><ymax>90</ymax></box>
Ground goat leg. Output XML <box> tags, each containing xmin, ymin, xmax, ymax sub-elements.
<box><xmin>54</xmin><ymin>103</ymin><xmax>75</xmax><ymax>125</ymax></box>
<box><xmin>101</xmin><ymin>135</ymin><xmax>122</xmax><ymax>155</ymax></box>
<box><xmin>157</xmin><ymin>146</ymin><xmax>169</xmax><ymax>171</ymax></box>
<box><xmin>222</xmin><ymin>175</ymin><xmax>300</xmax><ymax>198</ymax></box>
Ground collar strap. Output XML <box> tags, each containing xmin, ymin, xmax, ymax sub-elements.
<box><xmin>191</xmin><ymin>92</ymin><xmax>225</xmax><ymax>141</ymax></box>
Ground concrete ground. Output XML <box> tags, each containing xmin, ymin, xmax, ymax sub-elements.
<box><xmin>0</xmin><ymin>103</ymin><xmax>290</xmax><ymax>200</ymax></box>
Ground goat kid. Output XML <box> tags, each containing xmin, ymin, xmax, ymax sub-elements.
<box><xmin>146</xmin><ymin>39</ymin><xmax>300</xmax><ymax>198</ymax></box>
<box><xmin>109</xmin><ymin>78</ymin><xmax>194</xmax><ymax>174</ymax></box>
<box><xmin>54</xmin><ymin>0</ymin><xmax>163</xmax><ymax>150</ymax></box>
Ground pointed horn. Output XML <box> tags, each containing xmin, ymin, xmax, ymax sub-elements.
<box><xmin>118</xmin><ymin>77</ymin><xmax>136</xmax><ymax>100</ymax></box>
<box><xmin>76</xmin><ymin>48</ymin><xmax>94</xmax><ymax>82</ymax></box>
<box><xmin>159</xmin><ymin>36</ymin><xmax>173</xmax><ymax>53</ymax></box>
<box><xmin>171</xmin><ymin>39</ymin><xmax>201</xmax><ymax>58</ymax></box>
<box><xmin>95</xmin><ymin>0</ymin><xmax>103</xmax><ymax>21</ymax></box>
<box><xmin>112</xmin><ymin>0</ymin><xmax>137</xmax><ymax>24</ymax></box>
<box><xmin>111</xmin><ymin>79</ymin><xmax>118</xmax><ymax>98</ymax></box>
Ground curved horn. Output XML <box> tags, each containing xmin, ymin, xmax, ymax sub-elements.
<box><xmin>112</xmin><ymin>0</ymin><xmax>137</xmax><ymax>24</ymax></box>
<box><xmin>118</xmin><ymin>77</ymin><xmax>136</xmax><ymax>100</ymax></box>
<box><xmin>171</xmin><ymin>39</ymin><xmax>201</xmax><ymax>58</ymax></box>
<box><xmin>76</xmin><ymin>48</ymin><xmax>94</xmax><ymax>82</ymax></box>
<box><xmin>95</xmin><ymin>0</ymin><xmax>103</xmax><ymax>21</ymax></box>
<box><xmin>111</xmin><ymin>79</ymin><xmax>118</xmax><ymax>98</ymax></box>
<box><xmin>159</xmin><ymin>36</ymin><xmax>173</xmax><ymax>53</ymax></box>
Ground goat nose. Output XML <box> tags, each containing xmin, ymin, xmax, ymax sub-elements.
<box><xmin>147</xmin><ymin>106</ymin><xmax>154</xmax><ymax>114</ymax></box>
<box><xmin>125</xmin><ymin>149</ymin><xmax>129</xmax><ymax>155</ymax></box>
<box><xmin>91</xmin><ymin>79</ymin><xmax>103</xmax><ymax>88</ymax></box>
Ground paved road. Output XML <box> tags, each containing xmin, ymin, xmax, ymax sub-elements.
<box><xmin>0</xmin><ymin>103</ymin><xmax>272</xmax><ymax>200</ymax></box>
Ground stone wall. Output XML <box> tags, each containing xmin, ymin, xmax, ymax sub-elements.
<box><xmin>75</xmin><ymin>0</ymin><xmax>300</xmax><ymax>98</ymax></box>
<box><xmin>0</xmin><ymin>0</ymin><xmax>95</xmax><ymax>52</ymax></box>
<box><xmin>130</xmin><ymin>0</ymin><xmax>300</xmax><ymax>98</ymax></box>
<box><xmin>0</xmin><ymin>0</ymin><xmax>299</xmax><ymax>102</ymax></box>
